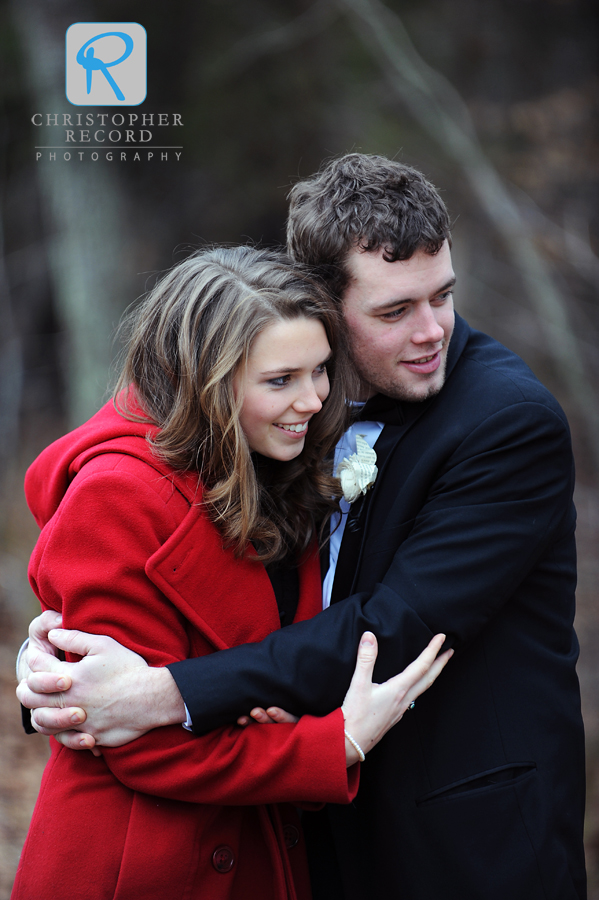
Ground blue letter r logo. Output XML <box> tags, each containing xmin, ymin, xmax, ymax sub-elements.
<box><xmin>66</xmin><ymin>23</ymin><xmax>146</xmax><ymax>106</ymax></box>
<box><xmin>76</xmin><ymin>32</ymin><xmax>134</xmax><ymax>101</ymax></box>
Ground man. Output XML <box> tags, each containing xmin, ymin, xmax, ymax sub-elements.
<box><xmin>19</xmin><ymin>154</ymin><xmax>586</xmax><ymax>899</ymax></box>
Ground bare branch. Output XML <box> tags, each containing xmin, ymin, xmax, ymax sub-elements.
<box><xmin>207</xmin><ymin>1</ymin><xmax>339</xmax><ymax>82</ymax></box>
<box><xmin>337</xmin><ymin>0</ymin><xmax>599</xmax><ymax>472</ymax></box>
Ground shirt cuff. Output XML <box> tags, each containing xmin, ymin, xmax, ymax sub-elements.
<box><xmin>182</xmin><ymin>702</ymin><xmax>193</xmax><ymax>732</ymax></box>
<box><xmin>16</xmin><ymin>637</ymin><xmax>30</xmax><ymax>679</ymax></box>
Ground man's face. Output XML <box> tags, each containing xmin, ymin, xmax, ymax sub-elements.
<box><xmin>341</xmin><ymin>241</ymin><xmax>456</xmax><ymax>401</ymax></box>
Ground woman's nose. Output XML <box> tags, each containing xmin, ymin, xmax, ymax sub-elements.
<box><xmin>292</xmin><ymin>381</ymin><xmax>324</xmax><ymax>414</ymax></box>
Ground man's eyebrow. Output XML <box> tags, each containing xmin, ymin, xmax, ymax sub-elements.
<box><xmin>372</xmin><ymin>277</ymin><xmax>457</xmax><ymax>312</ymax></box>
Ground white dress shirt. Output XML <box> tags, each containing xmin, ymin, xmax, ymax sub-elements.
<box><xmin>322</xmin><ymin>418</ymin><xmax>384</xmax><ymax>609</ymax></box>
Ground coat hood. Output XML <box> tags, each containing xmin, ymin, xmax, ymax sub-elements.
<box><xmin>24</xmin><ymin>395</ymin><xmax>178</xmax><ymax>529</ymax></box>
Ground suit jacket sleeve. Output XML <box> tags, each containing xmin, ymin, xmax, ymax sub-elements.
<box><xmin>169</xmin><ymin>399</ymin><xmax>576</xmax><ymax>732</ymax></box>
<box><xmin>28</xmin><ymin>459</ymin><xmax>357</xmax><ymax>806</ymax></box>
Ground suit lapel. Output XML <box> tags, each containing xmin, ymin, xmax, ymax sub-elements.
<box><xmin>330</xmin><ymin>315</ymin><xmax>471</xmax><ymax>604</ymax></box>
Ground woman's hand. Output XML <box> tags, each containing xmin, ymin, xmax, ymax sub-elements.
<box><xmin>237</xmin><ymin>707</ymin><xmax>299</xmax><ymax>726</ymax></box>
<box><xmin>341</xmin><ymin>632</ymin><xmax>452</xmax><ymax>765</ymax></box>
<box><xmin>237</xmin><ymin>632</ymin><xmax>452</xmax><ymax>767</ymax></box>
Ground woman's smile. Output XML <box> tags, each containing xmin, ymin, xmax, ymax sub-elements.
<box><xmin>273</xmin><ymin>421</ymin><xmax>309</xmax><ymax>434</ymax></box>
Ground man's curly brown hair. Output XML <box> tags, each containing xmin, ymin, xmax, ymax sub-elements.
<box><xmin>287</xmin><ymin>153</ymin><xmax>451</xmax><ymax>299</ymax></box>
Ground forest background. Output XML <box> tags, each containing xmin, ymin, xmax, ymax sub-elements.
<box><xmin>0</xmin><ymin>0</ymin><xmax>598</xmax><ymax>896</ymax></box>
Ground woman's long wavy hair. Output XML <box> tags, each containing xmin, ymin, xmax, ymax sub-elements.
<box><xmin>114</xmin><ymin>245</ymin><xmax>353</xmax><ymax>563</ymax></box>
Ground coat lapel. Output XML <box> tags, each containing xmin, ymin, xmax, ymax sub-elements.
<box><xmin>147</xmin><ymin>503</ymin><xmax>323</xmax><ymax>650</ymax></box>
<box><xmin>147</xmin><ymin>503</ymin><xmax>281</xmax><ymax>651</ymax></box>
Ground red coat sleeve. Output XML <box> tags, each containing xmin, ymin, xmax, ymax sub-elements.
<box><xmin>28</xmin><ymin>454</ymin><xmax>358</xmax><ymax>806</ymax></box>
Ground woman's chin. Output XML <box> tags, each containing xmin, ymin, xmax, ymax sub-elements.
<box><xmin>259</xmin><ymin>440</ymin><xmax>305</xmax><ymax>463</ymax></box>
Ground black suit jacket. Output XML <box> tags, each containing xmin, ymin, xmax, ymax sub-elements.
<box><xmin>168</xmin><ymin>315</ymin><xmax>586</xmax><ymax>899</ymax></box>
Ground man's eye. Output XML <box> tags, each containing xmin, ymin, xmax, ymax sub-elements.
<box><xmin>435</xmin><ymin>291</ymin><xmax>453</xmax><ymax>303</ymax></box>
<box><xmin>381</xmin><ymin>307</ymin><xmax>406</xmax><ymax>321</ymax></box>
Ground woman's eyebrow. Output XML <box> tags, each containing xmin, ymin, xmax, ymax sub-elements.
<box><xmin>261</xmin><ymin>352</ymin><xmax>332</xmax><ymax>377</ymax></box>
<box><xmin>261</xmin><ymin>366</ymin><xmax>300</xmax><ymax>376</ymax></box>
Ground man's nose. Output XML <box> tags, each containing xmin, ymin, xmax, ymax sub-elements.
<box><xmin>412</xmin><ymin>304</ymin><xmax>445</xmax><ymax>345</ymax></box>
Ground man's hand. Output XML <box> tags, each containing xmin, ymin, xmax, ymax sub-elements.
<box><xmin>17</xmin><ymin>611</ymin><xmax>98</xmax><ymax>746</ymax></box>
<box><xmin>17</xmin><ymin>628</ymin><xmax>186</xmax><ymax>750</ymax></box>
<box><xmin>17</xmin><ymin>610</ymin><xmax>65</xmax><ymax>683</ymax></box>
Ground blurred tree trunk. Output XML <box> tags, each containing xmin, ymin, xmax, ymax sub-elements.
<box><xmin>0</xmin><ymin>213</ymin><xmax>23</xmax><ymax>518</ymax></box>
<box><xmin>10</xmin><ymin>0</ymin><xmax>132</xmax><ymax>427</ymax></box>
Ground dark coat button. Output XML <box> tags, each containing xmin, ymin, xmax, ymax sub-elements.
<box><xmin>283</xmin><ymin>824</ymin><xmax>300</xmax><ymax>849</ymax></box>
<box><xmin>347</xmin><ymin>516</ymin><xmax>361</xmax><ymax>533</ymax></box>
<box><xmin>212</xmin><ymin>845</ymin><xmax>235</xmax><ymax>873</ymax></box>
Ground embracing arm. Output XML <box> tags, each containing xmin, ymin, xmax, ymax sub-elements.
<box><xmin>168</xmin><ymin>399</ymin><xmax>574</xmax><ymax>733</ymax></box>
<box><xmin>103</xmin><ymin>630</ymin><xmax>450</xmax><ymax>802</ymax></box>
<box><xmin>22</xmin><ymin>459</ymin><xmax>453</xmax><ymax>801</ymax></box>
<box><xmin>23</xmin><ymin>462</ymin><xmax>359</xmax><ymax>805</ymax></box>
<box><xmin>21</xmin><ymin>400</ymin><xmax>570</xmax><ymax>740</ymax></box>
<box><xmin>20</xmin><ymin>620</ymin><xmax>450</xmax><ymax>763</ymax></box>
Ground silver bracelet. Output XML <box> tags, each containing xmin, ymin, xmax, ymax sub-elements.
<box><xmin>344</xmin><ymin>729</ymin><xmax>365</xmax><ymax>763</ymax></box>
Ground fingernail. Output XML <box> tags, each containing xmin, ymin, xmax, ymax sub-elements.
<box><xmin>56</xmin><ymin>678</ymin><xmax>66</xmax><ymax>690</ymax></box>
<box><xmin>79</xmin><ymin>738</ymin><xmax>89</xmax><ymax>748</ymax></box>
<box><xmin>71</xmin><ymin>713</ymin><xmax>82</xmax><ymax>724</ymax></box>
<box><xmin>361</xmin><ymin>632</ymin><xmax>375</xmax><ymax>646</ymax></box>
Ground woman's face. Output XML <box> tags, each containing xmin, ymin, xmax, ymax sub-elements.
<box><xmin>234</xmin><ymin>317</ymin><xmax>331</xmax><ymax>461</ymax></box>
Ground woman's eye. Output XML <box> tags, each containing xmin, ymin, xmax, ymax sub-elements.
<box><xmin>269</xmin><ymin>375</ymin><xmax>290</xmax><ymax>387</ymax></box>
<box><xmin>314</xmin><ymin>363</ymin><xmax>328</xmax><ymax>376</ymax></box>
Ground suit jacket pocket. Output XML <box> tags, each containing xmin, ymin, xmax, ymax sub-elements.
<box><xmin>416</xmin><ymin>762</ymin><xmax>536</xmax><ymax>808</ymax></box>
<box><xmin>412</xmin><ymin>763</ymin><xmax>560</xmax><ymax>900</ymax></box>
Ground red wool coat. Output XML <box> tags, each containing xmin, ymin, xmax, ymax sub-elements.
<box><xmin>13</xmin><ymin>400</ymin><xmax>358</xmax><ymax>900</ymax></box>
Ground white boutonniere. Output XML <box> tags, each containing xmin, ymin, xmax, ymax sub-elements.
<box><xmin>336</xmin><ymin>434</ymin><xmax>378</xmax><ymax>504</ymax></box>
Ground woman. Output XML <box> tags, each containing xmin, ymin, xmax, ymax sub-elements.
<box><xmin>13</xmin><ymin>246</ymin><xmax>449</xmax><ymax>900</ymax></box>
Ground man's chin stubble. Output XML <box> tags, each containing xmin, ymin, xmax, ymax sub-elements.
<box><xmin>375</xmin><ymin>357</ymin><xmax>448</xmax><ymax>403</ymax></box>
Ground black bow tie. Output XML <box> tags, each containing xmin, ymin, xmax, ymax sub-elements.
<box><xmin>354</xmin><ymin>394</ymin><xmax>404</xmax><ymax>426</ymax></box>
